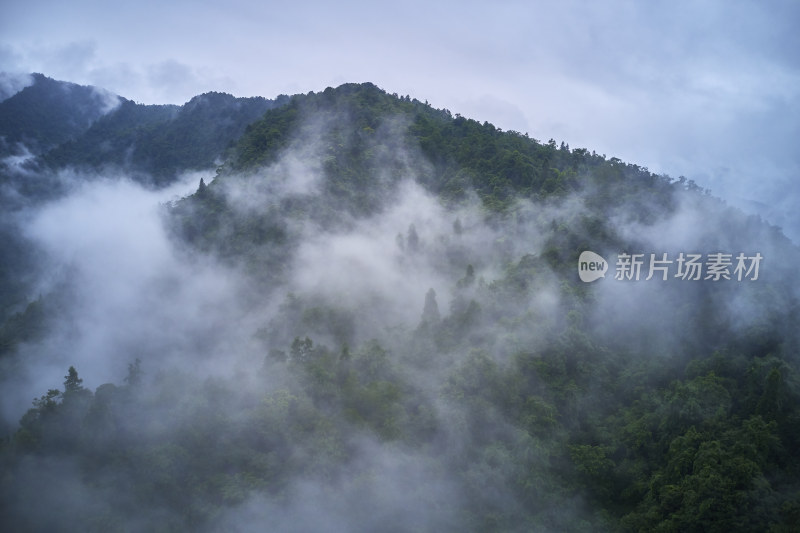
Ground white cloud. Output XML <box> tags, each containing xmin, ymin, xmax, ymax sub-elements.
<box><xmin>0</xmin><ymin>71</ymin><xmax>33</xmax><ymax>101</ymax></box>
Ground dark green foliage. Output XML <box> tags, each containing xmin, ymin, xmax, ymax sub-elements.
<box><xmin>41</xmin><ymin>91</ymin><xmax>285</xmax><ymax>185</ymax></box>
<box><xmin>3</xmin><ymin>81</ymin><xmax>800</xmax><ymax>531</ymax></box>
<box><xmin>170</xmin><ymin>82</ymin><xmax>686</xmax><ymax>287</ymax></box>
<box><xmin>221</xmin><ymin>82</ymin><xmax>678</xmax><ymax>214</ymax></box>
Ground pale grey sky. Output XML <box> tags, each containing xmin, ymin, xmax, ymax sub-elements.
<box><xmin>2</xmin><ymin>0</ymin><xmax>798</xmax><ymax>239</ymax></box>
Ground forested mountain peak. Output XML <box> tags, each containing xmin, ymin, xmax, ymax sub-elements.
<box><xmin>1</xmin><ymin>76</ymin><xmax>799</xmax><ymax>532</ymax></box>
<box><xmin>0</xmin><ymin>74</ymin><xmax>290</xmax><ymax>196</ymax></box>
<box><xmin>37</xmin><ymin>89</ymin><xmax>282</xmax><ymax>184</ymax></box>
<box><xmin>0</xmin><ymin>73</ymin><xmax>120</xmax><ymax>156</ymax></box>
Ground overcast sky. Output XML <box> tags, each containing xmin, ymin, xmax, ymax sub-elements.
<box><xmin>2</xmin><ymin>0</ymin><xmax>798</xmax><ymax>240</ymax></box>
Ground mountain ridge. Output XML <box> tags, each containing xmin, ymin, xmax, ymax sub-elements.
<box><xmin>0</xmin><ymin>73</ymin><xmax>118</xmax><ymax>157</ymax></box>
<box><xmin>1</xmin><ymin>74</ymin><xmax>799</xmax><ymax>532</ymax></box>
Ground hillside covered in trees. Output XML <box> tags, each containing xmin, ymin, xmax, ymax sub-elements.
<box><xmin>0</xmin><ymin>74</ymin><xmax>286</xmax><ymax>321</ymax></box>
<box><xmin>1</xmin><ymin>79</ymin><xmax>798</xmax><ymax>532</ymax></box>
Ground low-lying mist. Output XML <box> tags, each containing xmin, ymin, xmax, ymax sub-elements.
<box><xmin>2</xmin><ymin>102</ymin><xmax>799</xmax><ymax>532</ymax></box>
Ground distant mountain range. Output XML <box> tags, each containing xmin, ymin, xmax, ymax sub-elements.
<box><xmin>0</xmin><ymin>73</ymin><xmax>288</xmax><ymax>190</ymax></box>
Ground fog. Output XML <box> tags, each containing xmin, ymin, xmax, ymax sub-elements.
<box><xmin>0</xmin><ymin>72</ymin><xmax>33</xmax><ymax>102</ymax></box>
<box><xmin>1</xmin><ymin>171</ymin><xmax>244</xmax><ymax>420</ymax></box>
<box><xmin>1</xmin><ymin>102</ymin><xmax>798</xmax><ymax>531</ymax></box>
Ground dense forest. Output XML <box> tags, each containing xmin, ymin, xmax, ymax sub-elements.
<box><xmin>1</xmin><ymin>77</ymin><xmax>799</xmax><ymax>532</ymax></box>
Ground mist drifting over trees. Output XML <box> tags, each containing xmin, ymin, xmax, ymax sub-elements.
<box><xmin>0</xmin><ymin>76</ymin><xmax>799</xmax><ymax>532</ymax></box>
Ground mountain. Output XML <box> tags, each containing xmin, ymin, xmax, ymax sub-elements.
<box><xmin>0</xmin><ymin>73</ymin><xmax>117</xmax><ymax>157</ymax></box>
<box><xmin>40</xmin><ymin>90</ymin><xmax>288</xmax><ymax>185</ymax></box>
<box><xmin>0</xmin><ymin>74</ymin><xmax>287</xmax><ymax>200</ymax></box>
<box><xmin>1</xmin><ymin>80</ymin><xmax>799</xmax><ymax>532</ymax></box>
<box><xmin>0</xmin><ymin>75</ymin><xmax>286</xmax><ymax>320</ymax></box>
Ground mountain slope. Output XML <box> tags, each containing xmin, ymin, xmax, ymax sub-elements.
<box><xmin>0</xmin><ymin>73</ymin><xmax>117</xmax><ymax>157</ymax></box>
<box><xmin>1</xmin><ymin>80</ymin><xmax>799</xmax><ymax>532</ymax></box>
<box><xmin>41</xmin><ymin>90</ymin><xmax>288</xmax><ymax>184</ymax></box>
<box><xmin>0</xmin><ymin>78</ymin><xmax>286</xmax><ymax>320</ymax></box>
